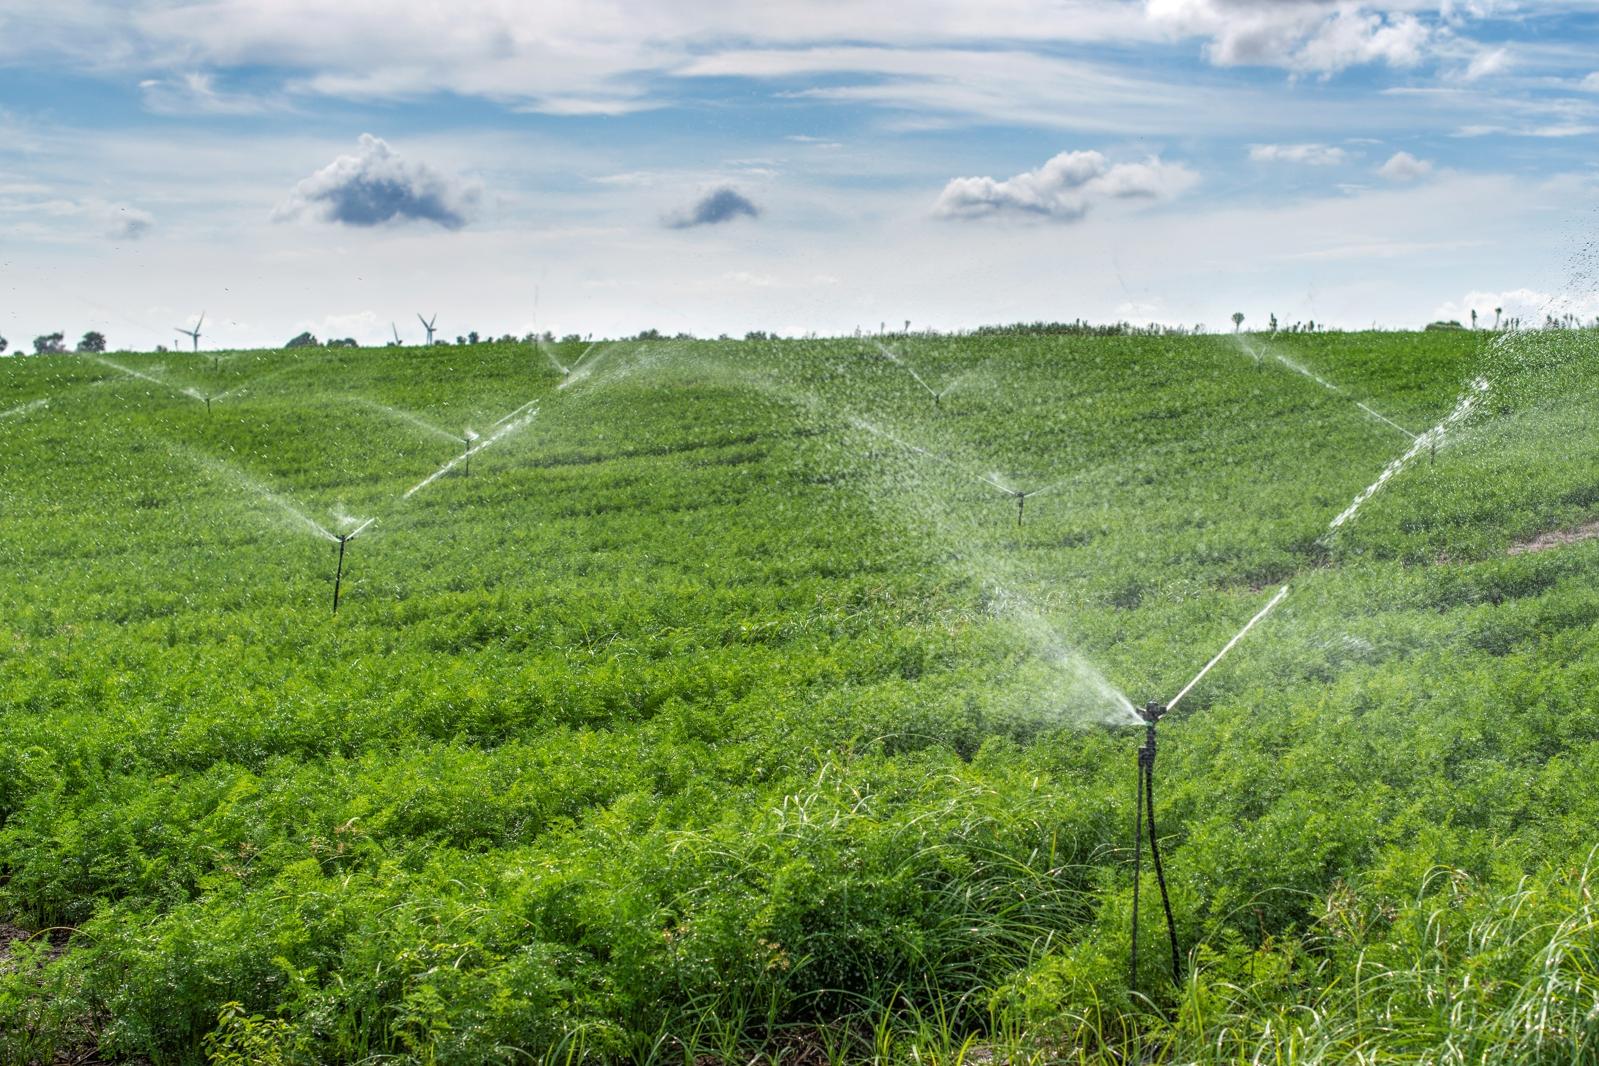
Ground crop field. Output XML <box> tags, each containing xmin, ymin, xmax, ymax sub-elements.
<box><xmin>2</xmin><ymin>328</ymin><xmax>1598</xmax><ymax>1064</ymax></box>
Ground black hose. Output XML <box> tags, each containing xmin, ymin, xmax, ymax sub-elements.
<box><xmin>1130</xmin><ymin>724</ymin><xmax>1182</xmax><ymax>990</ymax></box>
<box><xmin>1144</xmin><ymin>757</ymin><xmax>1182</xmax><ymax>985</ymax></box>
<box><xmin>1130</xmin><ymin>753</ymin><xmax>1145</xmax><ymax>987</ymax></box>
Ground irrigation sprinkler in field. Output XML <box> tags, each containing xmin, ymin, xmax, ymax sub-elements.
<box><xmin>462</xmin><ymin>429</ymin><xmax>479</xmax><ymax>475</ymax></box>
<box><xmin>330</xmin><ymin>517</ymin><xmax>375</xmax><ymax>615</ymax></box>
<box><xmin>1121</xmin><ymin>379</ymin><xmax>1494</xmax><ymax>989</ymax></box>
<box><xmin>870</xmin><ymin>342</ymin><xmax>943</xmax><ymax>407</ymax></box>
<box><xmin>1129</xmin><ymin>700</ymin><xmax>1181</xmax><ymax>992</ymax></box>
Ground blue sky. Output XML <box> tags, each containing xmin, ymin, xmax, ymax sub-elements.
<box><xmin>1</xmin><ymin>0</ymin><xmax>1597</xmax><ymax>348</ymax></box>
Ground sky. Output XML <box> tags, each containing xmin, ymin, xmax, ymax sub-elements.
<box><xmin>1</xmin><ymin>0</ymin><xmax>1597</xmax><ymax>349</ymax></box>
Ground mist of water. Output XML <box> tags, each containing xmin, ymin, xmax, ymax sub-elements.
<box><xmin>871</xmin><ymin>341</ymin><xmax>942</xmax><ymax>402</ymax></box>
<box><xmin>852</xmin><ymin>418</ymin><xmax>1015</xmax><ymax>496</ymax></box>
<box><xmin>1165</xmin><ymin>374</ymin><xmax>1493</xmax><ymax>709</ymax></box>
<box><xmin>349</xmin><ymin>397</ymin><xmax>467</xmax><ymax>444</ymax></box>
<box><xmin>0</xmin><ymin>398</ymin><xmax>49</xmax><ymax>421</ymax></box>
<box><xmin>537</xmin><ymin>336</ymin><xmax>573</xmax><ymax>376</ymax></box>
<box><xmin>93</xmin><ymin>355</ymin><xmax>205</xmax><ymax>405</ymax></box>
<box><xmin>172</xmin><ymin>444</ymin><xmax>340</xmax><ymax>543</ymax></box>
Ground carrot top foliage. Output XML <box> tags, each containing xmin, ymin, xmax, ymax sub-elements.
<box><xmin>2</xmin><ymin>327</ymin><xmax>1597</xmax><ymax>1063</ymax></box>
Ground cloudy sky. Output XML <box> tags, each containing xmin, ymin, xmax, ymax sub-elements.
<box><xmin>1</xmin><ymin>0</ymin><xmax>1597</xmax><ymax>348</ymax></box>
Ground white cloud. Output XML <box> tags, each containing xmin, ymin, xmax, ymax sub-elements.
<box><xmin>272</xmin><ymin>134</ymin><xmax>481</xmax><ymax>230</ymax></box>
<box><xmin>934</xmin><ymin>149</ymin><xmax>1198</xmax><ymax>222</ymax></box>
<box><xmin>1377</xmin><ymin>150</ymin><xmax>1433</xmax><ymax>181</ymax></box>
<box><xmin>1432</xmin><ymin>288</ymin><xmax>1599</xmax><ymax>327</ymax></box>
<box><xmin>1461</xmin><ymin>46</ymin><xmax>1511</xmax><ymax>81</ymax></box>
<box><xmin>0</xmin><ymin>193</ymin><xmax>154</xmax><ymax>240</ymax></box>
<box><xmin>1581</xmin><ymin>72</ymin><xmax>1599</xmax><ymax>91</ymax></box>
<box><xmin>1144</xmin><ymin>0</ymin><xmax>1432</xmax><ymax>75</ymax></box>
<box><xmin>138</xmin><ymin>72</ymin><xmax>285</xmax><ymax>115</ymax></box>
<box><xmin>1250</xmin><ymin>142</ymin><xmax>1348</xmax><ymax>165</ymax></box>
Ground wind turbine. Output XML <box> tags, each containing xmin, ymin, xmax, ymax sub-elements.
<box><xmin>391</xmin><ymin>322</ymin><xmax>403</xmax><ymax>346</ymax></box>
<box><xmin>176</xmin><ymin>311</ymin><xmax>205</xmax><ymax>353</ymax></box>
<box><xmin>417</xmin><ymin>313</ymin><xmax>438</xmax><ymax>345</ymax></box>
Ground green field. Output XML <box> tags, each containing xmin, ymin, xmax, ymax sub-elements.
<box><xmin>2</xmin><ymin>328</ymin><xmax>1598</xmax><ymax>1064</ymax></box>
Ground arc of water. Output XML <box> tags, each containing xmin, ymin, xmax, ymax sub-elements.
<box><xmin>851</xmin><ymin>418</ymin><xmax>1014</xmax><ymax>497</ymax></box>
<box><xmin>1164</xmin><ymin>376</ymin><xmax>1491</xmax><ymax>712</ymax></box>
<box><xmin>170</xmin><ymin>444</ymin><xmax>340</xmax><ymax>543</ymax></box>
<box><xmin>0</xmin><ymin>398</ymin><xmax>49</xmax><ymax>421</ymax></box>
<box><xmin>1239</xmin><ymin>337</ymin><xmax>1417</xmax><ymax>441</ymax></box>
<box><xmin>536</xmin><ymin>335</ymin><xmax>570</xmax><ymax>375</ymax></box>
<box><xmin>92</xmin><ymin>356</ymin><xmax>206</xmax><ymax>406</ymax></box>
<box><xmin>349</xmin><ymin>397</ymin><xmax>464</xmax><ymax>444</ymax></box>
<box><xmin>1167</xmin><ymin>586</ymin><xmax>1290</xmax><ymax>711</ymax></box>
<box><xmin>871</xmin><ymin>342</ymin><xmax>941</xmax><ymax>402</ymax></box>
<box><xmin>403</xmin><ymin>402</ymin><xmax>540</xmax><ymax>499</ymax></box>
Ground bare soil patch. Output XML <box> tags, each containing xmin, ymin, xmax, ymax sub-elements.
<box><xmin>1509</xmin><ymin>521</ymin><xmax>1599</xmax><ymax>555</ymax></box>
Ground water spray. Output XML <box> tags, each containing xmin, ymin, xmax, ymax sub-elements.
<box><xmin>871</xmin><ymin>342</ymin><xmax>942</xmax><ymax>406</ymax></box>
<box><xmin>1121</xmin><ymin>376</ymin><xmax>1492</xmax><ymax>987</ymax></box>
<box><xmin>1129</xmin><ymin>699</ymin><xmax>1181</xmax><ymax>991</ymax></box>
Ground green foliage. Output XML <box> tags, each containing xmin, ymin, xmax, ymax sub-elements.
<box><xmin>0</xmin><ymin>328</ymin><xmax>1596</xmax><ymax>1062</ymax></box>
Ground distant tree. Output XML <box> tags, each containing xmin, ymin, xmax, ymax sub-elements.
<box><xmin>76</xmin><ymin>330</ymin><xmax>107</xmax><ymax>353</ymax></box>
<box><xmin>1424</xmin><ymin>320</ymin><xmax>1466</xmax><ymax>331</ymax></box>
<box><xmin>285</xmin><ymin>331</ymin><xmax>319</xmax><ymax>348</ymax></box>
<box><xmin>468</xmin><ymin>331</ymin><xmax>480</xmax><ymax>345</ymax></box>
<box><xmin>33</xmin><ymin>332</ymin><xmax>65</xmax><ymax>354</ymax></box>
<box><xmin>1493</xmin><ymin>306</ymin><xmax>1503</xmax><ymax>330</ymax></box>
<box><xmin>328</xmin><ymin>337</ymin><xmax>358</xmax><ymax>349</ymax></box>
<box><xmin>455</xmin><ymin>336</ymin><xmax>465</xmax><ymax>346</ymax></box>
<box><xmin>155</xmin><ymin>343</ymin><xmax>169</xmax><ymax>353</ymax></box>
<box><xmin>560</xmin><ymin>333</ymin><xmax>582</xmax><ymax>344</ymax></box>
<box><xmin>635</xmin><ymin>328</ymin><xmax>663</xmax><ymax>340</ymax></box>
<box><xmin>1470</xmin><ymin>309</ymin><xmax>1478</xmax><ymax>330</ymax></box>
<box><xmin>0</xmin><ymin>335</ymin><xmax>7</xmax><ymax>354</ymax></box>
<box><xmin>745</xmin><ymin>330</ymin><xmax>770</xmax><ymax>341</ymax></box>
<box><xmin>1268</xmin><ymin>313</ymin><xmax>1278</xmax><ymax>333</ymax></box>
<box><xmin>1231</xmin><ymin>312</ymin><xmax>1245</xmax><ymax>332</ymax></box>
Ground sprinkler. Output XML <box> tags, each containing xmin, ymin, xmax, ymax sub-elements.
<box><xmin>1015</xmin><ymin>491</ymin><xmax>1025</xmax><ymax>526</ymax></box>
<box><xmin>331</xmin><ymin>534</ymin><xmax>351</xmax><ymax>615</ymax></box>
<box><xmin>329</xmin><ymin>518</ymin><xmax>375</xmax><ymax>615</ymax></box>
<box><xmin>462</xmin><ymin>430</ymin><xmax>479</xmax><ymax>476</ymax></box>
<box><xmin>1130</xmin><ymin>700</ymin><xmax>1181</xmax><ymax>992</ymax></box>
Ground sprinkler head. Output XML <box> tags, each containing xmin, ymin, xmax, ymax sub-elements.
<box><xmin>1139</xmin><ymin>701</ymin><xmax>1166</xmax><ymax>725</ymax></box>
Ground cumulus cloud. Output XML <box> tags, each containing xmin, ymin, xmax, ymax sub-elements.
<box><xmin>1145</xmin><ymin>0</ymin><xmax>1431</xmax><ymax>76</ymax></box>
<box><xmin>272</xmin><ymin>134</ymin><xmax>480</xmax><ymax>230</ymax></box>
<box><xmin>934</xmin><ymin>150</ymin><xmax>1197</xmax><ymax>222</ymax></box>
<box><xmin>1249</xmin><ymin>142</ymin><xmax>1348</xmax><ymax>165</ymax></box>
<box><xmin>1377</xmin><ymin>150</ymin><xmax>1433</xmax><ymax>181</ymax></box>
<box><xmin>664</xmin><ymin>186</ymin><xmax>760</xmax><ymax>228</ymax></box>
<box><xmin>1581</xmin><ymin>72</ymin><xmax>1599</xmax><ymax>91</ymax></box>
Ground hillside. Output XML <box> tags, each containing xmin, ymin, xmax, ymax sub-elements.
<box><xmin>2</xmin><ymin>329</ymin><xmax>1597</xmax><ymax>1064</ymax></box>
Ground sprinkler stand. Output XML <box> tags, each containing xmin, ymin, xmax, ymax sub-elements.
<box><xmin>1016</xmin><ymin>492</ymin><xmax>1025</xmax><ymax>527</ymax></box>
<box><xmin>332</xmin><ymin>534</ymin><xmax>349</xmax><ymax>615</ymax></box>
<box><xmin>1131</xmin><ymin>700</ymin><xmax>1181</xmax><ymax>991</ymax></box>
